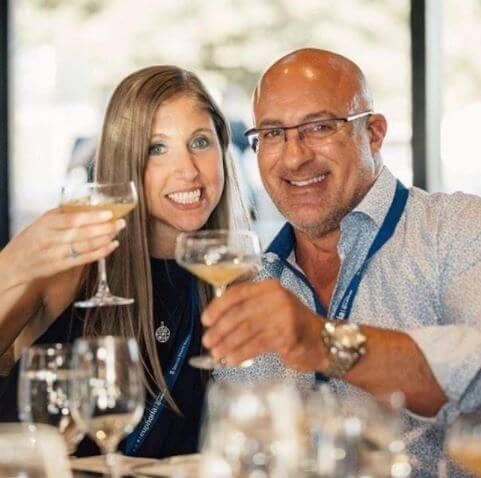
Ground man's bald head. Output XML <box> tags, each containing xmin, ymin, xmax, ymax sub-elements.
<box><xmin>253</xmin><ymin>48</ymin><xmax>373</xmax><ymax>120</ymax></box>
<box><xmin>251</xmin><ymin>48</ymin><xmax>387</xmax><ymax>239</ymax></box>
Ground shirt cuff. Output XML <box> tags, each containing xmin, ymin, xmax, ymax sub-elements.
<box><xmin>405</xmin><ymin>325</ymin><xmax>481</xmax><ymax>404</ymax></box>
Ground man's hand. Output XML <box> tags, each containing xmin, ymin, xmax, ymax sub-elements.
<box><xmin>201</xmin><ymin>279</ymin><xmax>329</xmax><ymax>371</ymax></box>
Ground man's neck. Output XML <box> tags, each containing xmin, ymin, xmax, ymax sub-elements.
<box><xmin>294</xmin><ymin>227</ymin><xmax>342</xmax><ymax>310</ymax></box>
<box><xmin>294</xmin><ymin>227</ymin><xmax>341</xmax><ymax>260</ymax></box>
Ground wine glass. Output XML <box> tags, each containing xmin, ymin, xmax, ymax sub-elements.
<box><xmin>199</xmin><ymin>380</ymin><xmax>305</xmax><ymax>478</ymax></box>
<box><xmin>175</xmin><ymin>229</ymin><xmax>262</xmax><ymax>370</ymax></box>
<box><xmin>445</xmin><ymin>413</ymin><xmax>481</xmax><ymax>476</ymax></box>
<box><xmin>18</xmin><ymin>343</ymin><xmax>84</xmax><ymax>455</ymax></box>
<box><xmin>0</xmin><ymin>423</ymin><xmax>72</xmax><ymax>478</ymax></box>
<box><xmin>60</xmin><ymin>181</ymin><xmax>138</xmax><ymax>308</ymax></box>
<box><xmin>69</xmin><ymin>336</ymin><xmax>145</xmax><ymax>478</ymax></box>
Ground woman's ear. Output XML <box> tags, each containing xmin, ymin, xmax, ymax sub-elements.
<box><xmin>367</xmin><ymin>113</ymin><xmax>388</xmax><ymax>156</ymax></box>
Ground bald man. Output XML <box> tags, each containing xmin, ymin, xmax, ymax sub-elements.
<box><xmin>203</xmin><ymin>49</ymin><xmax>481</xmax><ymax>476</ymax></box>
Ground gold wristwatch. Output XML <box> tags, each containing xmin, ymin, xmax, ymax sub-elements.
<box><xmin>320</xmin><ymin>320</ymin><xmax>367</xmax><ymax>378</ymax></box>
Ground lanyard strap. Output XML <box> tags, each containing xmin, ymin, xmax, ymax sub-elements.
<box><xmin>334</xmin><ymin>180</ymin><xmax>409</xmax><ymax>320</ymax></box>
<box><xmin>125</xmin><ymin>276</ymin><xmax>197</xmax><ymax>455</ymax></box>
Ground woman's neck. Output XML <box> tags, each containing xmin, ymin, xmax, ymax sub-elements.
<box><xmin>148</xmin><ymin>221</ymin><xmax>179</xmax><ymax>259</ymax></box>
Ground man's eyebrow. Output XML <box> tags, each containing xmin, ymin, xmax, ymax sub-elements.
<box><xmin>257</xmin><ymin>110</ymin><xmax>336</xmax><ymax>128</ymax></box>
<box><xmin>257</xmin><ymin>118</ymin><xmax>284</xmax><ymax>128</ymax></box>
<box><xmin>301</xmin><ymin>111</ymin><xmax>336</xmax><ymax>122</ymax></box>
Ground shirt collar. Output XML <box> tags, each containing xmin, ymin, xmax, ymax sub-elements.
<box><xmin>266</xmin><ymin>166</ymin><xmax>399</xmax><ymax>256</ymax></box>
<box><xmin>345</xmin><ymin>166</ymin><xmax>398</xmax><ymax>228</ymax></box>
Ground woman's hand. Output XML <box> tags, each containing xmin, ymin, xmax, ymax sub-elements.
<box><xmin>0</xmin><ymin>208</ymin><xmax>125</xmax><ymax>290</ymax></box>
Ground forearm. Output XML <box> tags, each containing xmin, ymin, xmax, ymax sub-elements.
<box><xmin>0</xmin><ymin>248</ymin><xmax>43</xmax><ymax>355</ymax></box>
<box><xmin>342</xmin><ymin>325</ymin><xmax>448</xmax><ymax>417</ymax></box>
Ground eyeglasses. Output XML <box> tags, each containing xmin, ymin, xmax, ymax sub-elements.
<box><xmin>244</xmin><ymin>110</ymin><xmax>373</xmax><ymax>154</ymax></box>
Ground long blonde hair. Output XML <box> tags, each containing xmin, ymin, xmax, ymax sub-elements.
<box><xmin>80</xmin><ymin>66</ymin><xmax>248</xmax><ymax>410</ymax></box>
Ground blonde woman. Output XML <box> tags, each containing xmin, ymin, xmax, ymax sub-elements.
<box><xmin>0</xmin><ymin>66</ymin><xmax>247</xmax><ymax>458</ymax></box>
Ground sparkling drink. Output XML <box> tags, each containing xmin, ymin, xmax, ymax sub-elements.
<box><xmin>184</xmin><ymin>260</ymin><xmax>258</xmax><ymax>289</ymax></box>
<box><xmin>60</xmin><ymin>200</ymin><xmax>136</xmax><ymax>220</ymax></box>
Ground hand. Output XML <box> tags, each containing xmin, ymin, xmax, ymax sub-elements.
<box><xmin>1</xmin><ymin>208</ymin><xmax>124</xmax><ymax>288</ymax></box>
<box><xmin>201</xmin><ymin>279</ymin><xmax>329</xmax><ymax>372</ymax></box>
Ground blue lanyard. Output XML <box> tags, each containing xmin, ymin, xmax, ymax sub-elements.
<box><xmin>333</xmin><ymin>180</ymin><xmax>408</xmax><ymax>320</ymax></box>
<box><xmin>125</xmin><ymin>276</ymin><xmax>197</xmax><ymax>455</ymax></box>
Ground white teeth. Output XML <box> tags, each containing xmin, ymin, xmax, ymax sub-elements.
<box><xmin>289</xmin><ymin>174</ymin><xmax>327</xmax><ymax>187</ymax></box>
<box><xmin>167</xmin><ymin>188</ymin><xmax>201</xmax><ymax>204</ymax></box>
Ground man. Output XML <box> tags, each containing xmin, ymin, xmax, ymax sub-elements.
<box><xmin>202</xmin><ymin>49</ymin><xmax>481</xmax><ymax>477</ymax></box>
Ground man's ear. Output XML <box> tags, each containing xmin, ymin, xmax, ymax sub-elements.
<box><xmin>367</xmin><ymin>113</ymin><xmax>387</xmax><ymax>156</ymax></box>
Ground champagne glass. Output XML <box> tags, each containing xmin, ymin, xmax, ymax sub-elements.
<box><xmin>175</xmin><ymin>230</ymin><xmax>262</xmax><ymax>370</ymax></box>
<box><xmin>445</xmin><ymin>413</ymin><xmax>481</xmax><ymax>476</ymax></box>
<box><xmin>60</xmin><ymin>181</ymin><xmax>138</xmax><ymax>308</ymax></box>
<box><xmin>69</xmin><ymin>336</ymin><xmax>145</xmax><ymax>478</ymax></box>
<box><xmin>18</xmin><ymin>343</ymin><xmax>84</xmax><ymax>455</ymax></box>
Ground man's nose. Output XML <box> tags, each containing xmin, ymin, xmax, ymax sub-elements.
<box><xmin>281</xmin><ymin>128</ymin><xmax>315</xmax><ymax>170</ymax></box>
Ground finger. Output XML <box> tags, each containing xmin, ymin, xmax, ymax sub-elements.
<box><xmin>55</xmin><ymin>219</ymin><xmax>126</xmax><ymax>244</ymax></box>
<box><xmin>36</xmin><ymin>240</ymin><xmax>120</xmax><ymax>278</ymax></box>
<box><xmin>202</xmin><ymin>296</ymin><xmax>283</xmax><ymax>348</ymax></box>
<box><xmin>221</xmin><ymin>333</ymin><xmax>277</xmax><ymax>366</ymax></box>
<box><xmin>63</xmin><ymin>240</ymin><xmax>120</xmax><ymax>267</ymax></box>
<box><xmin>63</xmin><ymin>234</ymin><xmax>120</xmax><ymax>257</ymax></box>
<box><xmin>48</xmin><ymin>209</ymin><xmax>114</xmax><ymax>230</ymax></box>
<box><xmin>206</xmin><ymin>318</ymin><xmax>262</xmax><ymax>356</ymax></box>
<box><xmin>202</xmin><ymin>279</ymin><xmax>282</xmax><ymax>326</ymax></box>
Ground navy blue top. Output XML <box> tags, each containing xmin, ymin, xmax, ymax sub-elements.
<box><xmin>0</xmin><ymin>259</ymin><xmax>206</xmax><ymax>459</ymax></box>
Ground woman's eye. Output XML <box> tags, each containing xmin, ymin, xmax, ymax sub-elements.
<box><xmin>191</xmin><ymin>136</ymin><xmax>211</xmax><ymax>150</ymax></box>
<box><xmin>149</xmin><ymin>143</ymin><xmax>167</xmax><ymax>155</ymax></box>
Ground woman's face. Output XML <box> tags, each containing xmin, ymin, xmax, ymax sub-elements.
<box><xmin>144</xmin><ymin>94</ymin><xmax>225</xmax><ymax>234</ymax></box>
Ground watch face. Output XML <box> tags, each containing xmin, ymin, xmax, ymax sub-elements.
<box><xmin>332</xmin><ymin>323</ymin><xmax>366</xmax><ymax>349</ymax></box>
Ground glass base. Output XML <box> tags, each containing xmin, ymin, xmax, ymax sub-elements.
<box><xmin>74</xmin><ymin>294</ymin><xmax>134</xmax><ymax>308</ymax></box>
<box><xmin>189</xmin><ymin>354</ymin><xmax>254</xmax><ymax>370</ymax></box>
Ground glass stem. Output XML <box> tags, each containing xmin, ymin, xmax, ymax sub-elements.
<box><xmin>97</xmin><ymin>258</ymin><xmax>111</xmax><ymax>297</ymax></box>
<box><xmin>105</xmin><ymin>451</ymin><xmax>121</xmax><ymax>478</ymax></box>
<box><xmin>213</xmin><ymin>285</ymin><xmax>226</xmax><ymax>298</ymax></box>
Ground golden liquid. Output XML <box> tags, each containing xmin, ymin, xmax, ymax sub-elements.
<box><xmin>184</xmin><ymin>262</ymin><xmax>256</xmax><ymax>288</ymax></box>
<box><xmin>61</xmin><ymin>201</ymin><xmax>136</xmax><ymax>220</ymax></box>
<box><xmin>450</xmin><ymin>445</ymin><xmax>481</xmax><ymax>476</ymax></box>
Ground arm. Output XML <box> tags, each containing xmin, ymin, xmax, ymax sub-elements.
<box><xmin>0</xmin><ymin>208</ymin><xmax>123</xmax><ymax>356</ymax></box>
<box><xmin>343</xmin><ymin>325</ymin><xmax>447</xmax><ymax>417</ymax></box>
<box><xmin>201</xmin><ymin>280</ymin><xmax>448</xmax><ymax>417</ymax></box>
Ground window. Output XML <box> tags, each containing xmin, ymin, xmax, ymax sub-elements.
<box><xmin>11</xmin><ymin>0</ymin><xmax>411</xmax><ymax>245</ymax></box>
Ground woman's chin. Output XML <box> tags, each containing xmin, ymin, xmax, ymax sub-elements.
<box><xmin>173</xmin><ymin>217</ymin><xmax>209</xmax><ymax>233</ymax></box>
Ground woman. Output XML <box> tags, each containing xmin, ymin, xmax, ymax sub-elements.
<box><xmin>0</xmin><ymin>65</ymin><xmax>248</xmax><ymax>458</ymax></box>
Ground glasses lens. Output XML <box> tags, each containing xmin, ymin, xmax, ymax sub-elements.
<box><xmin>257</xmin><ymin>128</ymin><xmax>285</xmax><ymax>154</ymax></box>
<box><xmin>303</xmin><ymin>120</ymin><xmax>339</xmax><ymax>142</ymax></box>
<box><xmin>247</xmin><ymin>133</ymin><xmax>260</xmax><ymax>152</ymax></box>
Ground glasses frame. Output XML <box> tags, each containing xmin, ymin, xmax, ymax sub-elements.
<box><xmin>244</xmin><ymin>110</ymin><xmax>374</xmax><ymax>153</ymax></box>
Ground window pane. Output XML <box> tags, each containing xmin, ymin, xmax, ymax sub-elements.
<box><xmin>11</xmin><ymin>0</ymin><xmax>411</xmax><ymax>245</ymax></box>
<box><xmin>442</xmin><ymin>0</ymin><xmax>481</xmax><ymax>194</ymax></box>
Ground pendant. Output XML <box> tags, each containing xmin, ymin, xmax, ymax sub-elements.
<box><xmin>155</xmin><ymin>321</ymin><xmax>171</xmax><ymax>343</ymax></box>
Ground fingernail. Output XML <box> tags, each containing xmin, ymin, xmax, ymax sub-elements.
<box><xmin>100</xmin><ymin>210</ymin><xmax>113</xmax><ymax>220</ymax></box>
<box><xmin>112</xmin><ymin>240</ymin><xmax>120</xmax><ymax>248</ymax></box>
<box><xmin>201</xmin><ymin>312</ymin><xmax>210</xmax><ymax>325</ymax></box>
<box><xmin>116</xmin><ymin>219</ymin><xmax>126</xmax><ymax>230</ymax></box>
<box><xmin>202</xmin><ymin>333</ymin><xmax>211</xmax><ymax>348</ymax></box>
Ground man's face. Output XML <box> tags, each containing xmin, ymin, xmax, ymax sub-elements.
<box><xmin>254</xmin><ymin>65</ymin><xmax>379</xmax><ymax>238</ymax></box>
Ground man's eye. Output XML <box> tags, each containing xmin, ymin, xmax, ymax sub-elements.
<box><xmin>262</xmin><ymin>128</ymin><xmax>283</xmax><ymax>140</ymax></box>
<box><xmin>149</xmin><ymin>143</ymin><xmax>167</xmax><ymax>155</ymax></box>
<box><xmin>191</xmin><ymin>136</ymin><xmax>211</xmax><ymax>150</ymax></box>
<box><xmin>310</xmin><ymin>122</ymin><xmax>335</xmax><ymax>134</ymax></box>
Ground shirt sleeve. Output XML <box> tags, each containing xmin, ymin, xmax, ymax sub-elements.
<box><xmin>405</xmin><ymin>193</ymin><xmax>481</xmax><ymax>423</ymax></box>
